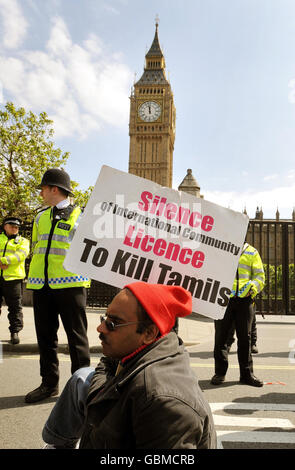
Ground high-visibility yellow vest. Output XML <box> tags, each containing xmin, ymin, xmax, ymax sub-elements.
<box><xmin>27</xmin><ymin>205</ymin><xmax>90</xmax><ymax>289</ymax></box>
<box><xmin>0</xmin><ymin>232</ymin><xmax>30</xmax><ymax>281</ymax></box>
<box><xmin>231</xmin><ymin>243</ymin><xmax>265</xmax><ymax>298</ymax></box>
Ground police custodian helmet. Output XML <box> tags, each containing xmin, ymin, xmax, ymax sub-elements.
<box><xmin>2</xmin><ymin>216</ymin><xmax>21</xmax><ymax>226</ymax></box>
<box><xmin>38</xmin><ymin>168</ymin><xmax>74</xmax><ymax>195</ymax></box>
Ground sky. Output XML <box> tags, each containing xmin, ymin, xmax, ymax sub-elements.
<box><xmin>1</xmin><ymin>0</ymin><xmax>295</xmax><ymax>219</ymax></box>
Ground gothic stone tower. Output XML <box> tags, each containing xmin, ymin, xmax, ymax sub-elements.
<box><xmin>128</xmin><ymin>22</ymin><xmax>175</xmax><ymax>187</ymax></box>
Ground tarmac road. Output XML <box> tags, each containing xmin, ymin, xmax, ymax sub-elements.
<box><xmin>0</xmin><ymin>308</ymin><xmax>295</xmax><ymax>452</ymax></box>
<box><xmin>187</xmin><ymin>320</ymin><xmax>295</xmax><ymax>450</ymax></box>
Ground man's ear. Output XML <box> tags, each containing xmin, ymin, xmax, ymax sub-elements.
<box><xmin>143</xmin><ymin>323</ymin><xmax>160</xmax><ymax>344</ymax></box>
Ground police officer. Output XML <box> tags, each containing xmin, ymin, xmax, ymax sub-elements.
<box><xmin>25</xmin><ymin>169</ymin><xmax>91</xmax><ymax>403</ymax></box>
<box><xmin>0</xmin><ymin>217</ymin><xmax>30</xmax><ymax>344</ymax></box>
<box><xmin>211</xmin><ymin>241</ymin><xmax>265</xmax><ymax>387</ymax></box>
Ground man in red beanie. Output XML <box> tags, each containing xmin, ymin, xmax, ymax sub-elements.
<box><xmin>42</xmin><ymin>282</ymin><xmax>216</xmax><ymax>449</ymax></box>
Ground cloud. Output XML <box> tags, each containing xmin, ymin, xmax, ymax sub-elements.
<box><xmin>103</xmin><ymin>4</ymin><xmax>120</xmax><ymax>15</ymax></box>
<box><xmin>0</xmin><ymin>0</ymin><xmax>28</xmax><ymax>49</ymax></box>
<box><xmin>204</xmin><ymin>184</ymin><xmax>295</xmax><ymax>219</ymax></box>
<box><xmin>0</xmin><ymin>10</ymin><xmax>133</xmax><ymax>138</ymax></box>
<box><xmin>263</xmin><ymin>174</ymin><xmax>278</xmax><ymax>181</ymax></box>
<box><xmin>287</xmin><ymin>169</ymin><xmax>295</xmax><ymax>179</ymax></box>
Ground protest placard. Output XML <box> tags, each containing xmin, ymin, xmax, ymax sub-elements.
<box><xmin>64</xmin><ymin>165</ymin><xmax>249</xmax><ymax>319</ymax></box>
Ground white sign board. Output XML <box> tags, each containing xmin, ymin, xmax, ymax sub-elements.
<box><xmin>64</xmin><ymin>165</ymin><xmax>249</xmax><ymax>320</ymax></box>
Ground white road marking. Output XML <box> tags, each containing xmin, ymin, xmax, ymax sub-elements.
<box><xmin>210</xmin><ymin>402</ymin><xmax>295</xmax><ymax>412</ymax></box>
<box><xmin>216</xmin><ymin>431</ymin><xmax>295</xmax><ymax>448</ymax></box>
<box><xmin>190</xmin><ymin>362</ymin><xmax>295</xmax><ymax>370</ymax></box>
<box><xmin>213</xmin><ymin>415</ymin><xmax>293</xmax><ymax>428</ymax></box>
<box><xmin>211</xmin><ymin>403</ymin><xmax>295</xmax><ymax>449</ymax></box>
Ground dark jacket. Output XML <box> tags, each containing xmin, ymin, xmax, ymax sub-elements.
<box><xmin>79</xmin><ymin>332</ymin><xmax>216</xmax><ymax>449</ymax></box>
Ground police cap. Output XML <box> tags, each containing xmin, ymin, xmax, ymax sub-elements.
<box><xmin>3</xmin><ymin>217</ymin><xmax>21</xmax><ymax>226</ymax></box>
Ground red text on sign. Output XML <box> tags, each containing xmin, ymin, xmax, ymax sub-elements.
<box><xmin>138</xmin><ymin>191</ymin><xmax>214</xmax><ymax>232</ymax></box>
<box><xmin>124</xmin><ymin>226</ymin><xmax>205</xmax><ymax>269</ymax></box>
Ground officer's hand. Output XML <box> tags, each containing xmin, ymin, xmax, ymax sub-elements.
<box><xmin>0</xmin><ymin>263</ymin><xmax>8</xmax><ymax>270</ymax></box>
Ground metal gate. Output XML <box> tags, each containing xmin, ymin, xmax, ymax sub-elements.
<box><xmin>247</xmin><ymin>220</ymin><xmax>295</xmax><ymax>315</ymax></box>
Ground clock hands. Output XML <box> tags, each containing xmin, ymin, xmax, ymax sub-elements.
<box><xmin>138</xmin><ymin>101</ymin><xmax>161</xmax><ymax>122</ymax></box>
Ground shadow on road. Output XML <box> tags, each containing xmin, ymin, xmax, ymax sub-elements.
<box><xmin>250</xmin><ymin>352</ymin><xmax>291</xmax><ymax>359</ymax></box>
<box><xmin>0</xmin><ymin>395</ymin><xmax>59</xmax><ymax>410</ymax></box>
<box><xmin>189</xmin><ymin>349</ymin><xmax>291</xmax><ymax>360</ymax></box>
<box><xmin>198</xmin><ymin>379</ymin><xmax>238</xmax><ymax>390</ymax></box>
<box><xmin>231</xmin><ymin>392</ymin><xmax>295</xmax><ymax>407</ymax></box>
<box><xmin>189</xmin><ymin>351</ymin><xmax>213</xmax><ymax>360</ymax></box>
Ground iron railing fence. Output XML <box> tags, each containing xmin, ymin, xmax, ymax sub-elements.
<box><xmin>247</xmin><ymin>220</ymin><xmax>295</xmax><ymax>315</ymax></box>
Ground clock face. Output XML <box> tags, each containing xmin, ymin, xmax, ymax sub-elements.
<box><xmin>138</xmin><ymin>101</ymin><xmax>161</xmax><ymax>122</ymax></box>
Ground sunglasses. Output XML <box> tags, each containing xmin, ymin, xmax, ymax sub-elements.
<box><xmin>100</xmin><ymin>315</ymin><xmax>145</xmax><ymax>332</ymax></box>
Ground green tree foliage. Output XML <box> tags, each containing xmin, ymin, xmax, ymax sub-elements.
<box><xmin>72</xmin><ymin>183</ymin><xmax>94</xmax><ymax>210</ymax></box>
<box><xmin>0</xmin><ymin>102</ymin><xmax>68</xmax><ymax>220</ymax></box>
<box><xmin>0</xmin><ymin>102</ymin><xmax>92</xmax><ymax>221</ymax></box>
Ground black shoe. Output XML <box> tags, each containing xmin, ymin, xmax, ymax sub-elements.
<box><xmin>25</xmin><ymin>384</ymin><xmax>59</xmax><ymax>403</ymax></box>
<box><xmin>239</xmin><ymin>375</ymin><xmax>263</xmax><ymax>387</ymax></box>
<box><xmin>251</xmin><ymin>344</ymin><xmax>259</xmax><ymax>354</ymax></box>
<box><xmin>10</xmin><ymin>332</ymin><xmax>20</xmax><ymax>345</ymax></box>
<box><xmin>211</xmin><ymin>374</ymin><xmax>226</xmax><ymax>385</ymax></box>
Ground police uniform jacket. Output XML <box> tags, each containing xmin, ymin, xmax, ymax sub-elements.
<box><xmin>0</xmin><ymin>232</ymin><xmax>30</xmax><ymax>281</ymax></box>
<box><xmin>27</xmin><ymin>205</ymin><xmax>89</xmax><ymax>289</ymax></box>
<box><xmin>232</xmin><ymin>243</ymin><xmax>265</xmax><ymax>298</ymax></box>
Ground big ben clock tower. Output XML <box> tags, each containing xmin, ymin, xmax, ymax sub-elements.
<box><xmin>128</xmin><ymin>20</ymin><xmax>176</xmax><ymax>187</ymax></box>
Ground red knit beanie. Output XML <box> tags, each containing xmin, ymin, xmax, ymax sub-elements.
<box><xmin>124</xmin><ymin>282</ymin><xmax>192</xmax><ymax>335</ymax></box>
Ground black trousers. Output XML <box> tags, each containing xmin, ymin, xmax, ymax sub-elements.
<box><xmin>0</xmin><ymin>278</ymin><xmax>23</xmax><ymax>333</ymax></box>
<box><xmin>33</xmin><ymin>286</ymin><xmax>91</xmax><ymax>388</ymax></box>
<box><xmin>214</xmin><ymin>297</ymin><xmax>255</xmax><ymax>378</ymax></box>
<box><xmin>227</xmin><ymin>313</ymin><xmax>257</xmax><ymax>346</ymax></box>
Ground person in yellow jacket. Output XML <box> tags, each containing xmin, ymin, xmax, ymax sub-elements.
<box><xmin>25</xmin><ymin>168</ymin><xmax>91</xmax><ymax>404</ymax></box>
<box><xmin>211</xmin><ymin>241</ymin><xmax>265</xmax><ymax>387</ymax></box>
<box><xmin>0</xmin><ymin>217</ymin><xmax>30</xmax><ymax>344</ymax></box>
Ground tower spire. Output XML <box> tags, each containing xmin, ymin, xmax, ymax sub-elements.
<box><xmin>135</xmin><ymin>20</ymin><xmax>168</xmax><ymax>85</ymax></box>
<box><xmin>146</xmin><ymin>19</ymin><xmax>164</xmax><ymax>60</ymax></box>
<box><xmin>155</xmin><ymin>14</ymin><xmax>159</xmax><ymax>29</ymax></box>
